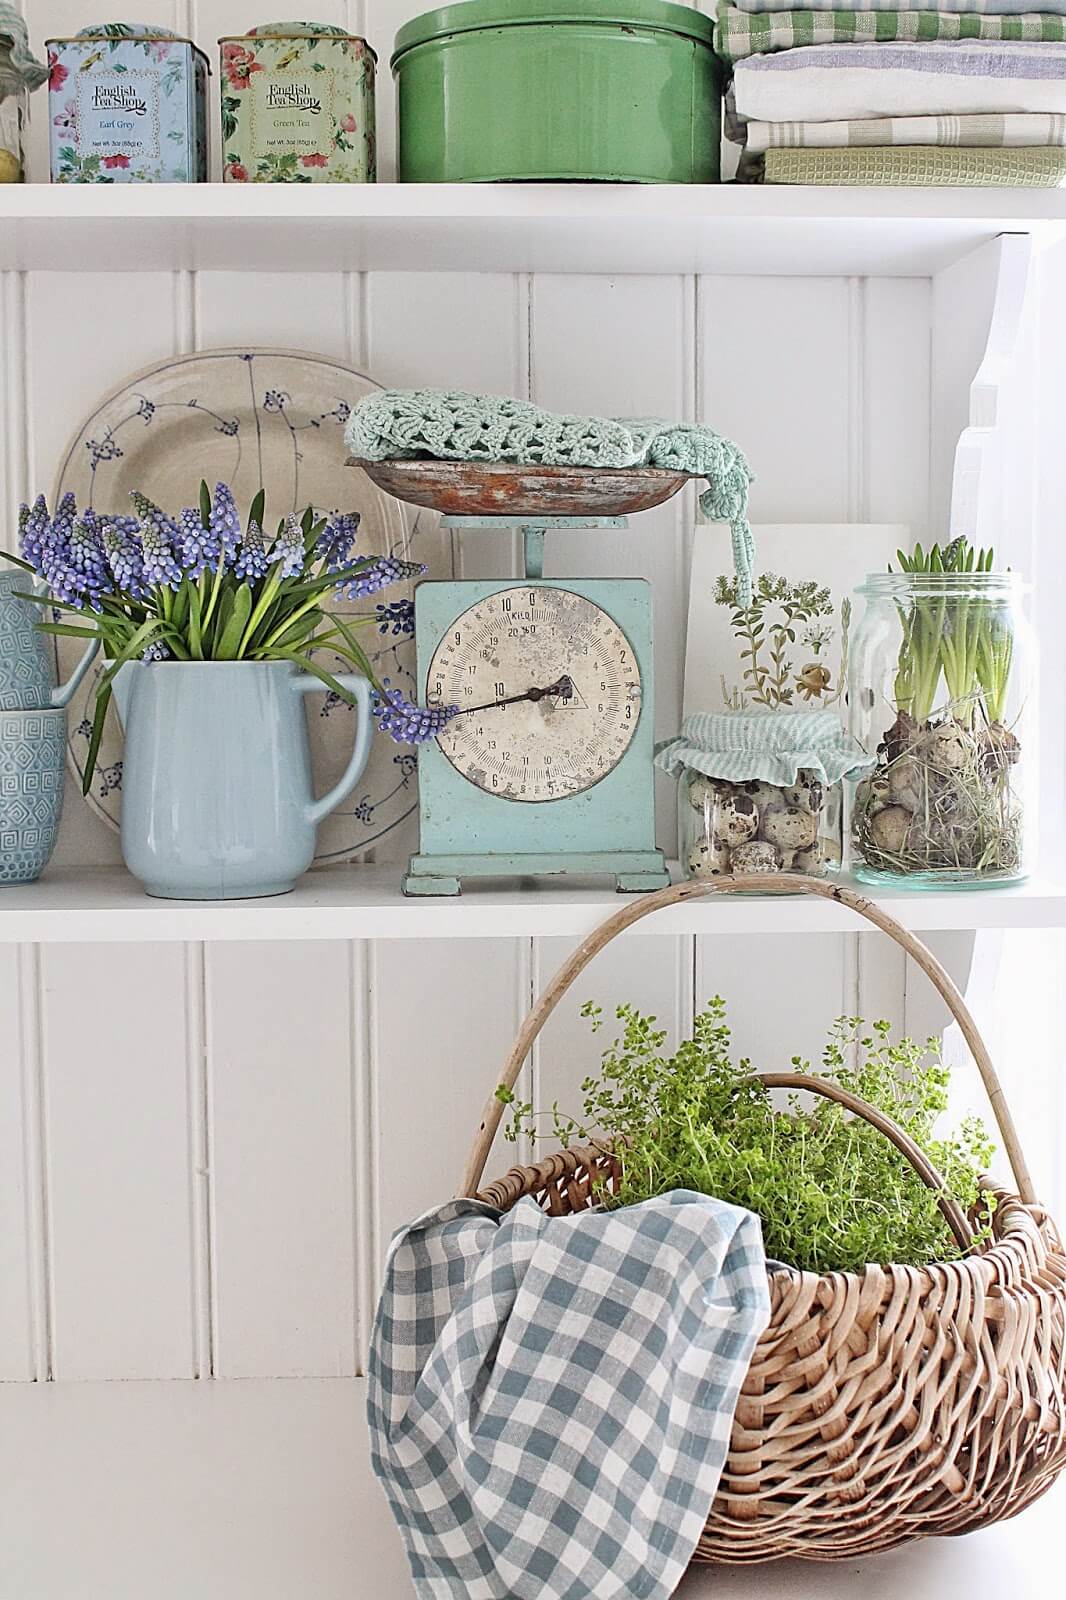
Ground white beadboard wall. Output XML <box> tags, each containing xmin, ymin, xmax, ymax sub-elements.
<box><xmin>0</xmin><ymin>0</ymin><xmax>985</xmax><ymax>1395</ymax></box>
<box><xmin>4</xmin><ymin>0</ymin><xmax>1059</xmax><ymax>1439</ymax></box>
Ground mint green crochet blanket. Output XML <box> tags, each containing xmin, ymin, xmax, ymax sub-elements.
<box><xmin>345</xmin><ymin>390</ymin><xmax>756</xmax><ymax>604</ymax></box>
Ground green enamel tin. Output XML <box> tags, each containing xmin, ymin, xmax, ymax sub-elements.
<box><xmin>391</xmin><ymin>0</ymin><xmax>721</xmax><ymax>184</ymax></box>
<box><xmin>220</xmin><ymin>21</ymin><xmax>376</xmax><ymax>183</ymax></box>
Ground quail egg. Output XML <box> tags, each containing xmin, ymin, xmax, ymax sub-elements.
<box><xmin>686</xmin><ymin>837</ymin><xmax>730</xmax><ymax>879</ymax></box>
<box><xmin>730</xmin><ymin>840</ymin><xmax>780</xmax><ymax>874</ymax></box>
<box><xmin>715</xmin><ymin>792</ymin><xmax>760</xmax><ymax>847</ymax></box>
<box><xmin>760</xmin><ymin>805</ymin><xmax>819</xmax><ymax>868</ymax></box>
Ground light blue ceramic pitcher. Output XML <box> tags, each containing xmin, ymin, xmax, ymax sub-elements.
<box><xmin>119</xmin><ymin>661</ymin><xmax>374</xmax><ymax>900</ymax></box>
<box><xmin>0</xmin><ymin>571</ymin><xmax>99</xmax><ymax>709</ymax></box>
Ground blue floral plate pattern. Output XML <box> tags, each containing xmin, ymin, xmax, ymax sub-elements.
<box><xmin>53</xmin><ymin>348</ymin><xmax>452</xmax><ymax>863</ymax></box>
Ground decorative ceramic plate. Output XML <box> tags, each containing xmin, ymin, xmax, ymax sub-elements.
<box><xmin>350</xmin><ymin>459</ymin><xmax>692</xmax><ymax>518</ymax></box>
<box><xmin>52</xmin><ymin>348</ymin><xmax>452</xmax><ymax>863</ymax></box>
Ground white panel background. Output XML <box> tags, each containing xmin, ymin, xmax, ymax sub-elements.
<box><xmin>5</xmin><ymin>3</ymin><xmax>1066</xmax><ymax>1596</ymax></box>
<box><xmin>0</xmin><ymin>248</ymin><xmax>929</xmax><ymax>1382</ymax></box>
<box><xmin>0</xmin><ymin>0</ymin><xmax>963</xmax><ymax>1391</ymax></box>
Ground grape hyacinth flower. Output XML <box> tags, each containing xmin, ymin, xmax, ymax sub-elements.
<box><xmin>133</xmin><ymin>494</ymin><xmax>184</xmax><ymax>591</ymax></box>
<box><xmin>3</xmin><ymin>475</ymin><xmax>452</xmax><ymax>787</ymax></box>
<box><xmin>209</xmin><ymin>482</ymin><xmax>241</xmax><ymax>570</ymax></box>
<box><xmin>273</xmin><ymin>514</ymin><xmax>305</xmax><ymax>580</ymax></box>
<box><xmin>376</xmin><ymin>600</ymin><xmax>416</xmax><ymax>636</ymax></box>
<box><xmin>336</xmin><ymin>555</ymin><xmax>425</xmax><ymax>602</ymax></box>
<box><xmin>316</xmin><ymin>511</ymin><xmax>361</xmax><ymax>573</ymax></box>
<box><xmin>234</xmin><ymin>520</ymin><xmax>270</xmax><ymax>584</ymax></box>
<box><xmin>102</xmin><ymin>523</ymin><xmax>148</xmax><ymax>602</ymax></box>
<box><xmin>373</xmin><ymin>681</ymin><xmax>459</xmax><ymax>745</ymax></box>
<box><xmin>18</xmin><ymin>495</ymin><xmax>52</xmax><ymax>568</ymax></box>
<box><xmin>177</xmin><ymin>506</ymin><xmax>213</xmax><ymax>578</ymax></box>
<box><xmin>67</xmin><ymin>519</ymin><xmax>114</xmax><ymax>611</ymax></box>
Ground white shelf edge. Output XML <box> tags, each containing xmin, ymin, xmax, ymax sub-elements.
<box><xmin>0</xmin><ymin>865</ymin><xmax>1063</xmax><ymax>942</ymax></box>
<box><xmin>4</xmin><ymin>183</ymin><xmax>1066</xmax><ymax>276</ymax></box>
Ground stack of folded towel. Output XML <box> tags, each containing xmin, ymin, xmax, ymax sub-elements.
<box><xmin>718</xmin><ymin>3</ymin><xmax>1066</xmax><ymax>184</ymax></box>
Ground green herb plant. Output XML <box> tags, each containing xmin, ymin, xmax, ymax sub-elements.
<box><xmin>498</xmin><ymin>999</ymin><xmax>995</xmax><ymax>1275</ymax></box>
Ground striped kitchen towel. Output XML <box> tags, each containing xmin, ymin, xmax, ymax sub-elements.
<box><xmin>368</xmin><ymin>1191</ymin><xmax>770</xmax><ymax>1600</ymax></box>
<box><xmin>733</xmin><ymin>0</ymin><xmax>1066</xmax><ymax>12</ymax></box>
<box><xmin>716</xmin><ymin>3</ymin><xmax>1066</xmax><ymax>63</ymax></box>
<box><xmin>732</xmin><ymin>41</ymin><xmax>1066</xmax><ymax>123</ymax></box>
<box><xmin>745</xmin><ymin>110</ymin><xmax>1066</xmax><ymax>148</ymax></box>
<box><xmin>762</xmin><ymin>143</ymin><xmax>1066</xmax><ymax>181</ymax></box>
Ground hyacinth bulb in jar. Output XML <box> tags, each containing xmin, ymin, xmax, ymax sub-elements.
<box><xmin>848</xmin><ymin>542</ymin><xmax>1033</xmax><ymax>888</ymax></box>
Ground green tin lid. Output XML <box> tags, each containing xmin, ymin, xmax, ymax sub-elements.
<box><xmin>393</xmin><ymin>0</ymin><xmax>714</xmax><ymax>62</ymax></box>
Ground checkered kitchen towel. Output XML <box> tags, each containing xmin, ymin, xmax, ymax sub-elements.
<box><xmin>716</xmin><ymin>3</ymin><xmax>1066</xmax><ymax>64</ymax></box>
<box><xmin>368</xmin><ymin>1191</ymin><xmax>770</xmax><ymax>1600</ymax></box>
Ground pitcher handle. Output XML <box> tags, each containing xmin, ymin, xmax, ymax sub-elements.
<box><xmin>293</xmin><ymin>672</ymin><xmax>375</xmax><ymax>827</ymax></box>
<box><xmin>51</xmin><ymin>636</ymin><xmax>101</xmax><ymax>709</ymax></box>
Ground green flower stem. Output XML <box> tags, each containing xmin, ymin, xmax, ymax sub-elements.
<box><xmin>259</xmin><ymin>589</ymin><xmax>331</xmax><ymax>653</ymax></box>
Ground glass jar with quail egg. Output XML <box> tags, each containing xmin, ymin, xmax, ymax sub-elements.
<box><xmin>682</xmin><ymin>769</ymin><xmax>842</xmax><ymax>880</ymax></box>
<box><xmin>655</xmin><ymin>711</ymin><xmax>873</xmax><ymax>887</ymax></box>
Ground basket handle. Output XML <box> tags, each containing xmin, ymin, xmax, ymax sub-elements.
<box><xmin>458</xmin><ymin>874</ymin><xmax>1035</xmax><ymax>1206</ymax></box>
<box><xmin>750</xmin><ymin>1072</ymin><xmax>974</xmax><ymax>1251</ymax></box>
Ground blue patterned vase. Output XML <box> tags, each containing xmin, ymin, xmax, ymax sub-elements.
<box><xmin>0</xmin><ymin>707</ymin><xmax>66</xmax><ymax>884</ymax></box>
<box><xmin>0</xmin><ymin>571</ymin><xmax>99</xmax><ymax>710</ymax></box>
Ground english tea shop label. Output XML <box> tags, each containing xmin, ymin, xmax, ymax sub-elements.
<box><xmin>77</xmin><ymin>70</ymin><xmax>161</xmax><ymax>160</ymax></box>
<box><xmin>249</xmin><ymin>67</ymin><xmax>336</xmax><ymax>163</ymax></box>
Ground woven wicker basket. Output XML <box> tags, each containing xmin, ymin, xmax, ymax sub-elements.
<box><xmin>460</xmin><ymin>875</ymin><xmax>1066</xmax><ymax>1564</ymax></box>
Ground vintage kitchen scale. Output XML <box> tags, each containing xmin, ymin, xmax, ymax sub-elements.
<box><xmin>352</xmin><ymin>460</ymin><xmax>691</xmax><ymax>896</ymax></box>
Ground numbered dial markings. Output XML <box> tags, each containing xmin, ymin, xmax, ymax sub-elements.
<box><xmin>429</xmin><ymin>587</ymin><xmax>643</xmax><ymax>801</ymax></box>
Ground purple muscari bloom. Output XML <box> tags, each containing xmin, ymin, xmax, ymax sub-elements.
<box><xmin>316</xmin><ymin>511</ymin><xmax>361</xmax><ymax>573</ymax></box>
<box><xmin>18</xmin><ymin>495</ymin><xmax>51</xmax><ymax>569</ymax></box>
<box><xmin>234</xmin><ymin>520</ymin><xmax>270</xmax><ymax>584</ymax></box>
<box><xmin>209</xmin><ymin>482</ymin><xmax>241</xmax><ymax>570</ymax></box>
<box><xmin>376</xmin><ymin>600</ymin><xmax>415</xmax><ymax>636</ymax></box>
<box><xmin>372</xmin><ymin>681</ymin><xmax>459</xmax><ymax>745</ymax></box>
<box><xmin>273</xmin><ymin>514</ymin><xmax>306</xmax><ymax>580</ymax></box>
<box><xmin>178</xmin><ymin>506</ymin><xmax>213</xmax><ymax>578</ymax></box>
<box><xmin>142</xmin><ymin>641</ymin><xmax>171</xmax><ymax>663</ymax></box>
<box><xmin>133</xmin><ymin>495</ymin><xmax>184</xmax><ymax>591</ymax></box>
<box><xmin>130</xmin><ymin>491</ymin><xmax>180</xmax><ymax>545</ymax></box>
<box><xmin>335</xmin><ymin>556</ymin><xmax>425</xmax><ymax>602</ymax></box>
<box><xmin>103</xmin><ymin>523</ymin><xmax>148</xmax><ymax>601</ymax></box>
<box><xmin>42</xmin><ymin>517</ymin><xmax>111</xmax><ymax>610</ymax></box>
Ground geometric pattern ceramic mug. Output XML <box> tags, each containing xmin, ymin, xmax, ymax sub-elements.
<box><xmin>0</xmin><ymin>707</ymin><xmax>65</xmax><ymax>882</ymax></box>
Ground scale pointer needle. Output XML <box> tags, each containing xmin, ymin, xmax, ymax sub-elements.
<box><xmin>449</xmin><ymin>676</ymin><xmax>574</xmax><ymax>719</ymax></box>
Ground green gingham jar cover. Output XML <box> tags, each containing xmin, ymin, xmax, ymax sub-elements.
<box><xmin>655</xmin><ymin>710</ymin><xmax>874</xmax><ymax>788</ymax></box>
<box><xmin>0</xmin><ymin>4</ymin><xmax>47</xmax><ymax>89</ymax></box>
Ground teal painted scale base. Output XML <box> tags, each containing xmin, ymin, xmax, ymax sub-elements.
<box><xmin>403</xmin><ymin>517</ymin><xmax>669</xmax><ymax>898</ymax></box>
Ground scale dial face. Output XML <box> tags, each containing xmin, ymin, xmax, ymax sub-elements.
<box><xmin>428</xmin><ymin>586</ymin><xmax>643</xmax><ymax>802</ymax></box>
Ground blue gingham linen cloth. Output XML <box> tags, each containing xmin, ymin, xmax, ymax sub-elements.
<box><xmin>368</xmin><ymin>1191</ymin><xmax>770</xmax><ymax>1600</ymax></box>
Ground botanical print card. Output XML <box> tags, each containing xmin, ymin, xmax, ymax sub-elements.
<box><xmin>683</xmin><ymin>524</ymin><xmax>910</xmax><ymax>720</ymax></box>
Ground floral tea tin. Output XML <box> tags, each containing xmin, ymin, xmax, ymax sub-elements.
<box><xmin>220</xmin><ymin>21</ymin><xmax>376</xmax><ymax>183</ymax></box>
<box><xmin>46</xmin><ymin>23</ymin><xmax>208</xmax><ymax>183</ymax></box>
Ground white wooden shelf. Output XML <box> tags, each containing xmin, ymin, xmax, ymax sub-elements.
<box><xmin>3</xmin><ymin>183</ymin><xmax>1066</xmax><ymax>277</ymax></box>
<box><xmin>2</xmin><ymin>865</ymin><xmax>1064</xmax><ymax>942</ymax></box>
